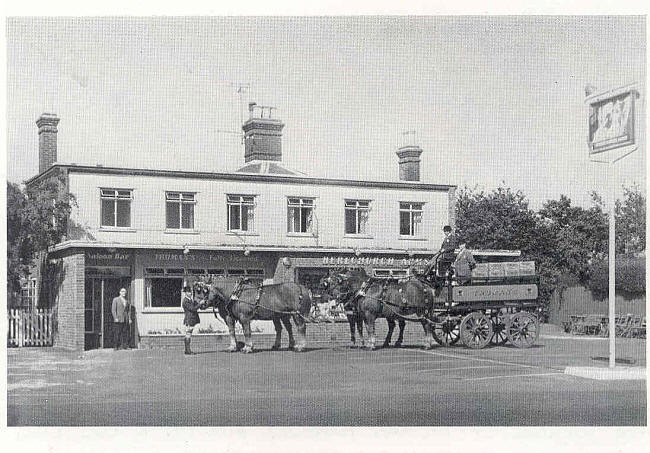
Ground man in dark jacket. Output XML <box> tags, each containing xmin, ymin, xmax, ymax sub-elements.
<box><xmin>111</xmin><ymin>288</ymin><xmax>130</xmax><ymax>350</ymax></box>
<box><xmin>182</xmin><ymin>285</ymin><xmax>202</xmax><ymax>355</ymax></box>
<box><xmin>437</xmin><ymin>225</ymin><xmax>458</xmax><ymax>278</ymax></box>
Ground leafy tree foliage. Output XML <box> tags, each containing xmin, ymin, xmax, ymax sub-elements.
<box><xmin>615</xmin><ymin>184</ymin><xmax>645</xmax><ymax>254</ymax></box>
<box><xmin>6</xmin><ymin>175</ymin><xmax>76</xmax><ymax>293</ymax></box>
<box><xmin>7</xmin><ymin>182</ymin><xmax>30</xmax><ymax>293</ymax></box>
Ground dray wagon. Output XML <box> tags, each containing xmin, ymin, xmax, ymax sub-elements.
<box><xmin>420</xmin><ymin>250</ymin><xmax>541</xmax><ymax>349</ymax></box>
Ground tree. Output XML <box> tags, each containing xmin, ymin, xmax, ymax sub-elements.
<box><xmin>615</xmin><ymin>184</ymin><xmax>645</xmax><ymax>254</ymax></box>
<box><xmin>5</xmin><ymin>175</ymin><xmax>76</xmax><ymax>297</ymax></box>
<box><xmin>455</xmin><ymin>186</ymin><xmax>541</xmax><ymax>253</ymax></box>
<box><xmin>538</xmin><ymin>193</ymin><xmax>608</xmax><ymax>281</ymax></box>
<box><xmin>7</xmin><ymin>182</ymin><xmax>30</xmax><ymax>293</ymax></box>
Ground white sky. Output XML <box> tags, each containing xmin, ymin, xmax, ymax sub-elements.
<box><xmin>5</xmin><ymin>16</ymin><xmax>646</xmax><ymax>208</ymax></box>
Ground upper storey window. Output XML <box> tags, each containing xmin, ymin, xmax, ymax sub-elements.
<box><xmin>100</xmin><ymin>189</ymin><xmax>132</xmax><ymax>228</ymax></box>
<box><xmin>399</xmin><ymin>202</ymin><xmax>423</xmax><ymax>236</ymax></box>
<box><xmin>345</xmin><ymin>200</ymin><xmax>370</xmax><ymax>235</ymax></box>
<box><xmin>227</xmin><ymin>195</ymin><xmax>256</xmax><ymax>232</ymax></box>
<box><xmin>166</xmin><ymin>192</ymin><xmax>195</xmax><ymax>230</ymax></box>
<box><xmin>287</xmin><ymin>197</ymin><xmax>314</xmax><ymax>234</ymax></box>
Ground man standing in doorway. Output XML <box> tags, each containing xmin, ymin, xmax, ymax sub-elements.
<box><xmin>111</xmin><ymin>288</ymin><xmax>130</xmax><ymax>350</ymax></box>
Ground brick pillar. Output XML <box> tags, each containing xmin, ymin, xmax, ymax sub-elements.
<box><xmin>37</xmin><ymin>113</ymin><xmax>60</xmax><ymax>174</ymax></box>
<box><xmin>53</xmin><ymin>252</ymin><xmax>85</xmax><ymax>351</ymax></box>
<box><xmin>396</xmin><ymin>145</ymin><xmax>423</xmax><ymax>181</ymax></box>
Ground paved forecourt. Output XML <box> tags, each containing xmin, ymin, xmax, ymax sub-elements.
<box><xmin>7</xmin><ymin>328</ymin><xmax>646</xmax><ymax>426</ymax></box>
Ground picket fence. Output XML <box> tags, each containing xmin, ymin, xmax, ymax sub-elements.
<box><xmin>7</xmin><ymin>308</ymin><xmax>53</xmax><ymax>347</ymax></box>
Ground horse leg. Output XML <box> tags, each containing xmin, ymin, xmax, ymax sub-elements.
<box><xmin>421</xmin><ymin>320</ymin><xmax>434</xmax><ymax>349</ymax></box>
<box><xmin>241</xmin><ymin>319</ymin><xmax>253</xmax><ymax>353</ymax></box>
<box><xmin>347</xmin><ymin>315</ymin><xmax>357</xmax><ymax>347</ymax></box>
<box><xmin>356</xmin><ymin>315</ymin><xmax>365</xmax><ymax>348</ymax></box>
<box><xmin>395</xmin><ymin>319</ymin><xmax>406</xmax><ymax>348</ymax></box>
<box><xmin>271</xmin><ymin>318</ymin><xmax>282</xmax><ymax>350</ymax></box>
<box><xmin>281</xmin><ymin>315</ymin><xmax>295</xmax><ymax>350</ymax></box>
<box><xmin>226</xmin><ymin>316</ymin><xmax>238</xmax><ymax>352</ymax></box>
<box><xmin>364</xmin><ymin>313</ymin><xmax>377</xmax><ymax>350</ymax></box>
<box><xmin>383</xmin><ymin>318</ymin><xmax>395</xmax><ymax>348</ymax></box>
<box><xmin>292</xmin><ymin>314</ymin><xmax>307</xmax><ymax>352</ymax></box>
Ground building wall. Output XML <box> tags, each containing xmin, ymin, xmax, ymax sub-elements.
<box><xmin>53</xmin><ymin>252</ymin><xmax>85</xmax><ymax>351</ymax></box>
<box><xmin>67</xmin><ymin>172</ymin><xmax>450</xmax><ymax>251</ymax></box>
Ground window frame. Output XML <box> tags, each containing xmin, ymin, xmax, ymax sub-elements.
<box><xmin>287</xmin><ymin>197</ymin><xmax>316</xmax><ymax>235</ymax></box>
<box><xmin>99</xmin><ymin>188</ymin><xmax>133</xmax><ymax>229</ymax></box>
<box><xmin>165</xmin><ymin>191</ymin><xmax>196</xmax><ymax>231</ymax></box>
<box><xmin>399</xmin><ymin>201</ymin><xmax>425</xmax><ymax>237</ymax></box>
<box><xmin>226</xmin><ymin>194</ymin><xmax>257</xmax><ymax>233</ymax></box>
<box><xmin>344</xmin><ymin>199</ymin><xmax>372</xmax><ymax>236</ymax></box>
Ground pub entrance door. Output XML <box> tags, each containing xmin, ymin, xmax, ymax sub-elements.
<box><xmin>84</xmin><ymin>267</ymin><xmax>131</xmax><ymax>350</ymax></box>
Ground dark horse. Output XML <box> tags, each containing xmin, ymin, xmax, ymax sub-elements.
<box><xmin>320</xmin><ymin>269</ymin><xmax>408</xmax><ymax>349</ymax></box>
<box><xmin>192</xmin><ymin>277</ymin><xmax>312</xmax><ymax>353</ymax></box>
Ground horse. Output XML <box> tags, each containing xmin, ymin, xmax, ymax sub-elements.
<box><xmin>320</xmin><ymin>269</ymin><xmax>407</xmax><ymax>349</ymax></box>
<box><xmin>317</xmin><ymin>271</ymin><xmax>365</xmax><ymax>348</ymax></box>
<box><xmin>192</xmin><ymin>277</ymin><xmax>311</xmax><ymax>353</ymax></box>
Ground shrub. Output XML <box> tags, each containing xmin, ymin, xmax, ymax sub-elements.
<box><xmin>587</xmin><ymin>254</ymin><xmax>645</xmax><ymax>299</ymax></box>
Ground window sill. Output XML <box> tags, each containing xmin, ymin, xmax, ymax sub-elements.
<box><xmin>99</xmin><ymin>227</ymin><xmax>137</xmax><ymax>233</ymax></box>
<box><xmin>226</xmin><ymin>231</ymin><xmax>259</xmax><ymax>237</ymax></box>
<box><xmin>344</xmin><ymin>234</ymin><xmax>374</xmax><ymax>239</ymax></box>
<box><xmin>286</xmin><ymin>232</ymin><xmax>318</xmax><ymax>238</ymax></box>
<box><xmin>398</xmin><ymin>236</ymin><xmax>428</xmax><ymax>241</ymax></box>
<box><xmin>164</xmin><ymin>229</ymin><xmax>200</xmax><ymax>235</ymax></box>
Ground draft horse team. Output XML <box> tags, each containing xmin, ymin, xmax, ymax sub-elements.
<box><xmin>185</xmin><ymin>246</ymin><xmax>541</xmax><ymax>354</ymax></box>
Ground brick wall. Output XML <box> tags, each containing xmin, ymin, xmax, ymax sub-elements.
<box><xmin>53</xmin><ymin>252</ymin><xmax>85</xmax><ymax>351</ymax></box>
<box><xmin>243</xmin><ymin>118</ymin><xmax>284</xmax><ymax>162</ymax></box>
<box><xmin>140</xmin><ymin>321</ymin><xmax>431</xmax><ymax>351</ymax></box>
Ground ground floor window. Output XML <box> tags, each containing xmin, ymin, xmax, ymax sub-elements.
<box><xmin>144</xmin><ymin>267</ymin><xmax>265</xmax><ymax>308</ymax></box>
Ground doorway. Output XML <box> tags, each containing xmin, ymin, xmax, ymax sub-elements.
<box><xmin>84</xmin><ymin>267</ymin><xmax>131</xmax><ymax>350</ymax></box>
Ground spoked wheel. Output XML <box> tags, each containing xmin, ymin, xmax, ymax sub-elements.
<box><xmin>460</xmin><ymin>312</ymin><xmax>494</xmax><ymax>349</ymax></box>
<box><xmin>505</xmin><ymin>311</ymin><xmax>540</xmax><ymax>348</ymax></box>
<box><xmin>490</xmin><ymin>311</ymin><xmax>509</xmax><ymax>346</ymax></box>
<box><xmin>432</xmin><ymin>317</ymin><xmax>461</xmax><ymax>346</ymax></box>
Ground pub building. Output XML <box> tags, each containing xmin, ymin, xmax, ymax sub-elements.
<box><xmin>26</xmin><ymin>106</ymin><xmax>456</xmax><ymax>351</ymax></box>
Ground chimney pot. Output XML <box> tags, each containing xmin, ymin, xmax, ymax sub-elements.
<box><xmin>37</xmin><ymin>113</ymin><xmax>60</xmax><ymax>174</ymax></box>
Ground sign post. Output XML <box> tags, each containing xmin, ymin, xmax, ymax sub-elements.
<box><xmin>585</xmin><ymin>83</ymin><xmax>642</xmax><ymax>368</ymax></box>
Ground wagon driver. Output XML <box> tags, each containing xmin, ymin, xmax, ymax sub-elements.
<box><xmin>426</xmin><ymin>225</ymin><xmax>458</xmax><ymax>279</ymax></box>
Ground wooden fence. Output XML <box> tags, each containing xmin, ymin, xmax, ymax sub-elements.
<box><xmin>7</xmin><ymin>308</ymin><xmax>53</xmax><ymax>347</ymax></box>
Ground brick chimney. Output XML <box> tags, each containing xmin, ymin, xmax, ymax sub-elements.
<box><xmin>37</xmin><ymin>113</ymin><xmax>60</xmax><ymax>173</ymax></box>
<box><xmin>242</xmin><ymin>103</ymin><xmax>285</xmax><ymax>162</ymax></box>
<box><xmin>396</xmin><ymin>132</ymin><xmax>423</xmax><ymax>181</ymax></box>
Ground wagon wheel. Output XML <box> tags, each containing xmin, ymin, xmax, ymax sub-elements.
<box><xmin>505</xmin><ymin>312</ymin><xmax>540</xmax><ymax>348</ymax></box>
<box><xmin>460</xmin><ymin>312</ymin><xmax>493</xmax><ymax>349</ymax></box>
<box><xmin>490</xmin><ymin>310</ymin><xmax>509</xmax><ymax>346</ymax></box>
<box><xmin>432</xmin><ymin>317</ymin><xmax>461</xmax><ymax>346</ymax></box>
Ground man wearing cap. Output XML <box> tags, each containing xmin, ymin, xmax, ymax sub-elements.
<box><xmin>182</xmin><ymin>284</ymin><xmax>202</xmax><ymax>355</ymax></box>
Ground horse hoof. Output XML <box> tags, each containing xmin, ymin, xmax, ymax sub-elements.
<box><xmin>271</xmin><ymin>344</ymin><xmax>280</xmax><ymax>351</ymax></box>
<box><xmin>242</xmin><ymin>346</ymin><xmax>253</xmax><ymax>354</ymax></box>
<box><xmin>394</xmin><ymin>342</ymin><xmax>402</xmax><ymax>348</ymax></box>
<box><xmin>382</xmin><ymin>342</ymin><xmax>390</xmax><ymax>348</ymax></box>
<box><xmin>227</xmin><ymin>345</ymin><xmax>237</xmax><ymax>352</ymax></box>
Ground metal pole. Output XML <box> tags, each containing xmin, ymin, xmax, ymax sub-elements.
<box><xmin>608</xmin><ymin>162</ymin><xmax>616</xmax><ymax>368</ymax></box>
